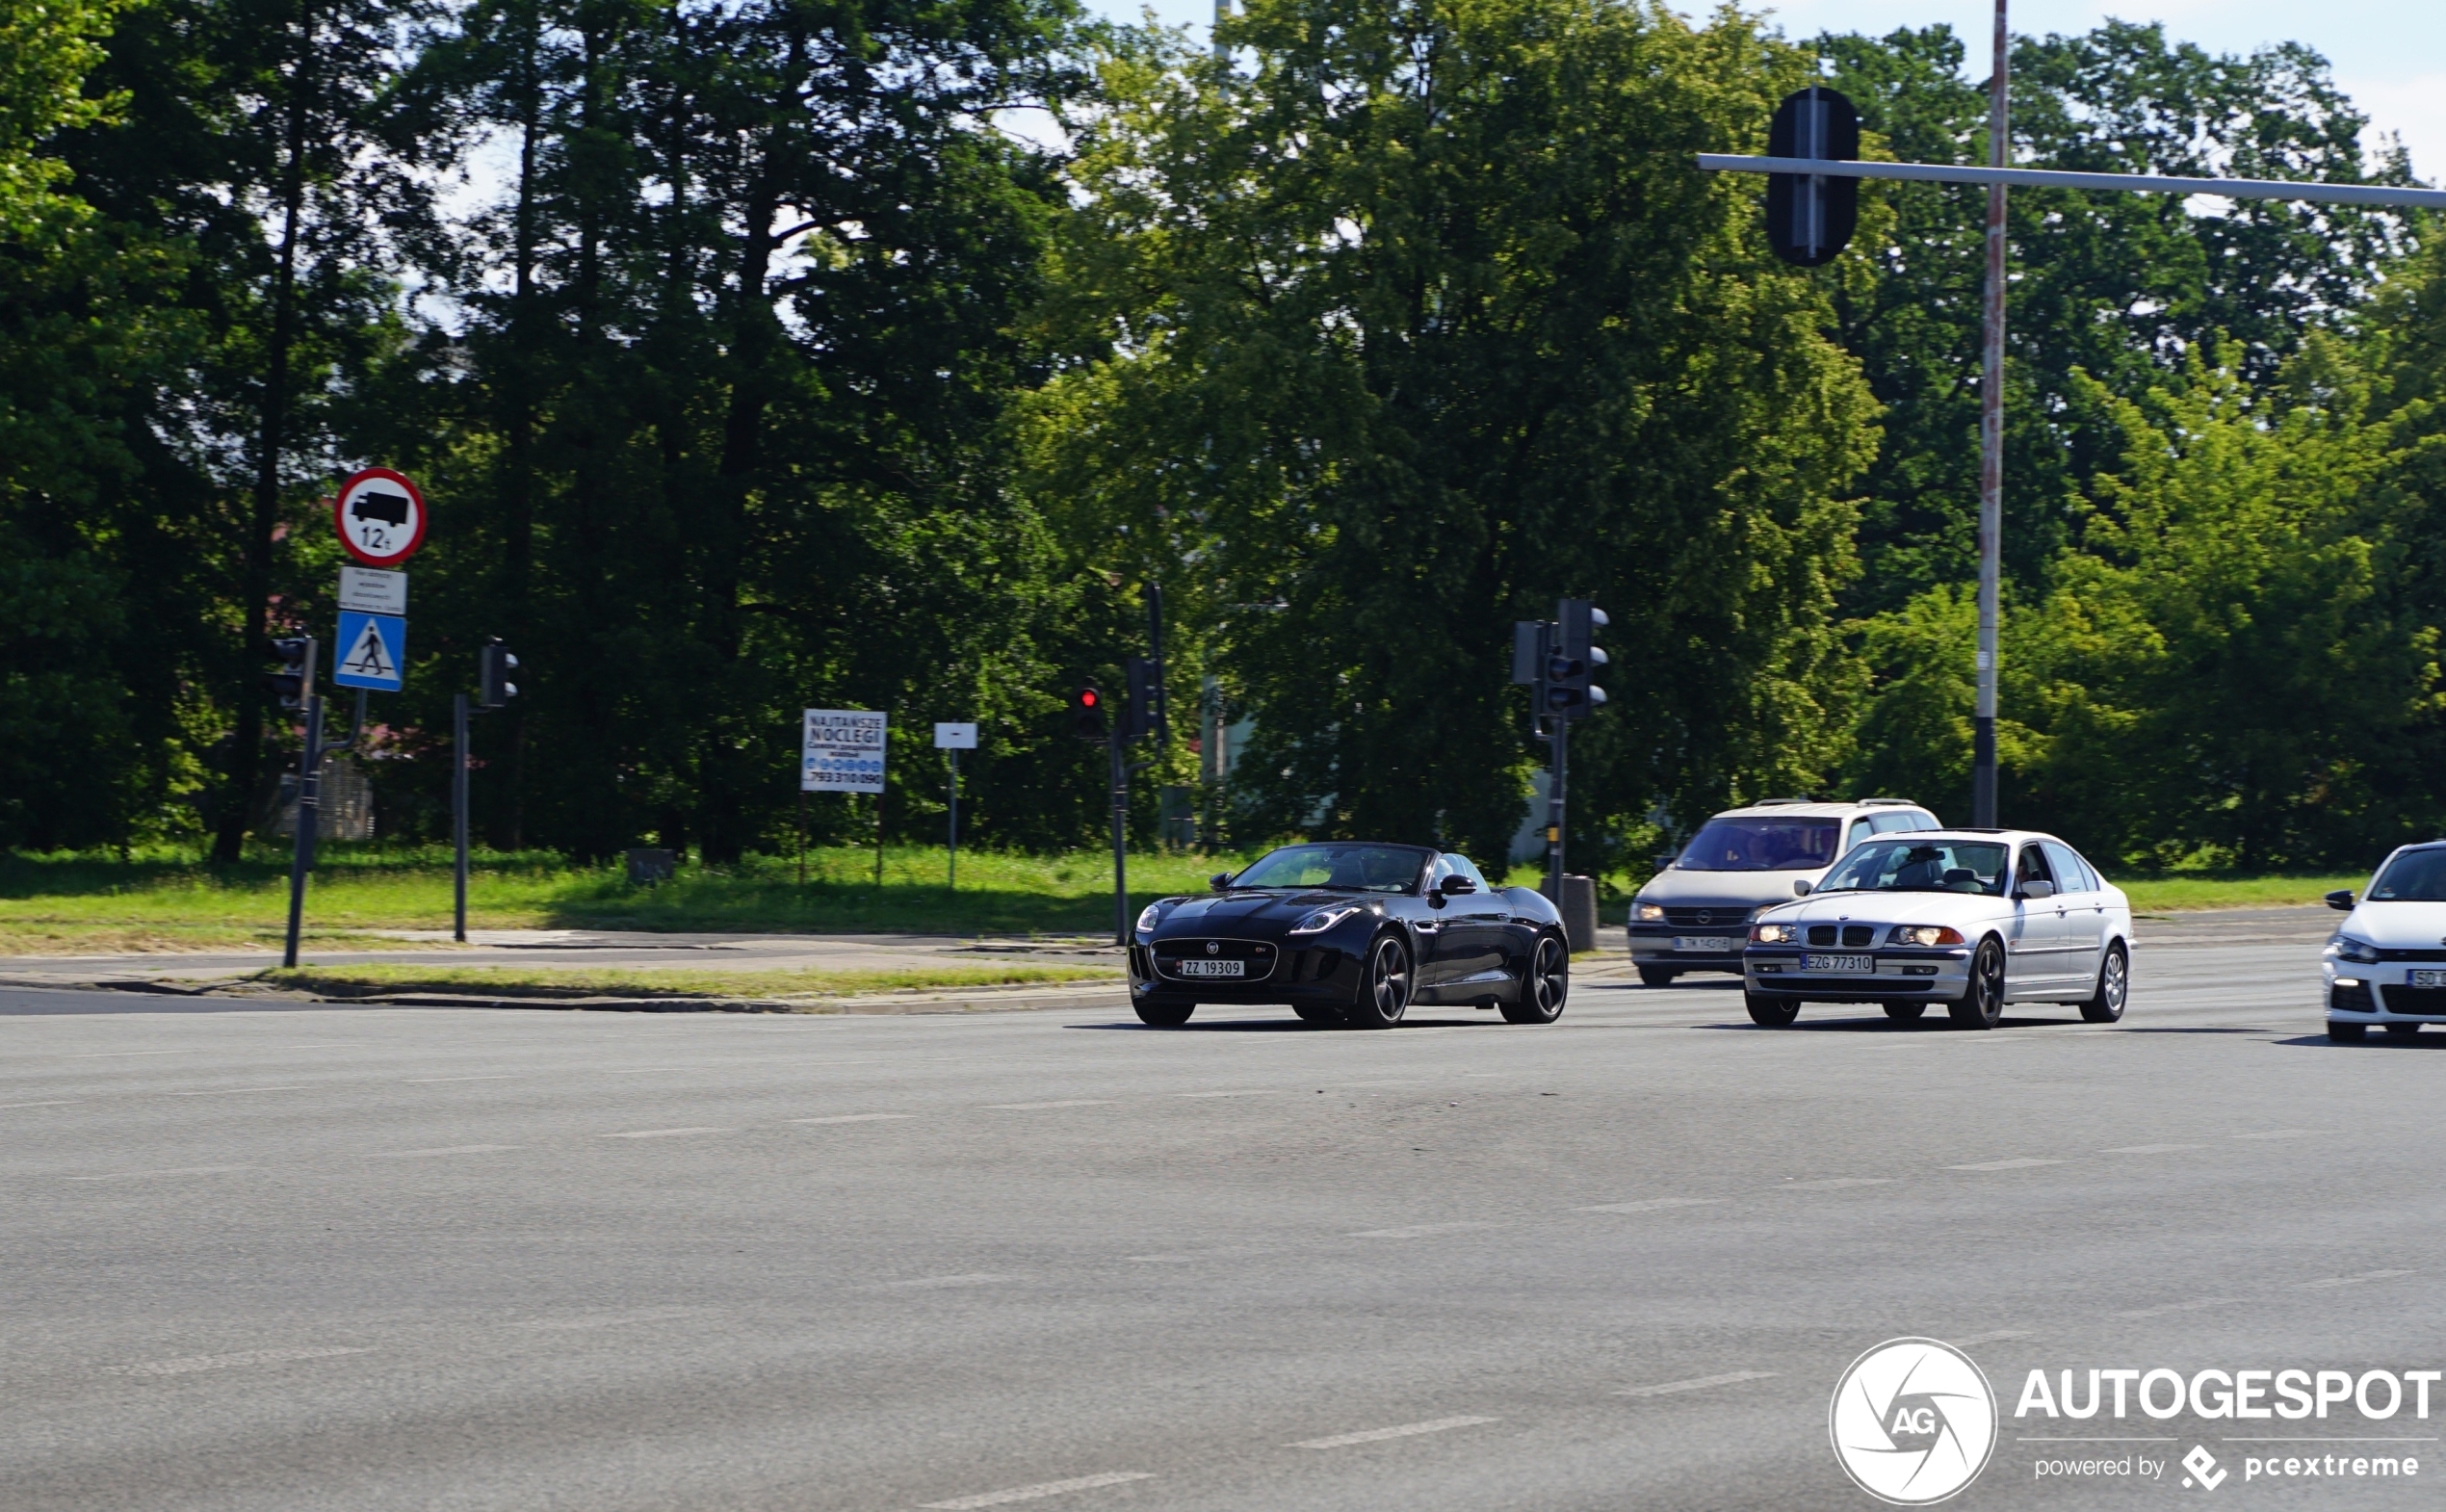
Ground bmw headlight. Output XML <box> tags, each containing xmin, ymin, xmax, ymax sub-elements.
<box><xmin>2331</xmin><ymin>935</ymin><xmax>2381</xmax><ymax>965</ymax></box>
<box><xmin>1134</xmin><ymin>902</ymin><xmax>1164</xmax><ymax>935</ymax></box>
<box><xmin>1289</xmin><ymin>904</ymin><xmax>1363</xmax><ymax>935</ymax></box>
<box><xmin>1636</xmin><ymin>902</ymin><xmax>1666</xmax><ymax>922</ymax></box>
<box><xmin>1890</xmin><ymin>925</ymin><xmax>1965</xmax><ymax>947</ymax></box>
<box><xmin>1751</xmin><ymin>923</ymin><xmax>1796</xmax><ymax>945</ymax></box>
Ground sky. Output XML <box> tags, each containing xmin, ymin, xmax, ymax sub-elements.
<box><xmin>1084</xmin><ymin>0</ymin><xmax>2446</xmax><ymax>180</ymax></box>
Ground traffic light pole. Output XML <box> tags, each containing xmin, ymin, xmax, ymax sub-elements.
<box><xmin>1971</xmin><ymin>0</ymin><xmax>2007</xmax><ymax>828</ymax></box>
<box><xmin>280</xmin><ymin>694</ymin><xmax>326</xmax><ymax>969</ymax></box>
<box><xmin>1109</xmin><ymin>728</ymin><xmax>1130</xmax><ymax>947</ymax></box>
<box><xmin>453</xmin><ymin>691</ymin><xmax>470</xmax><ymax>944</ymax></box>
<box><xmin>1545</xmin><ymin>714</ymin><xmax>1568</xmax><ymax>900</ymax></box>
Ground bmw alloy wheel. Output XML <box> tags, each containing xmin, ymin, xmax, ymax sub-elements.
<box><xmin>1950</xmin><ymin>937</ymin><xmax>2006</xmax><ymax>1030</ymax></box>
<box><xmin>2079</xmin><ymin>943</ymin><xmax>2128</xmax><ymax>1024</ymax></box>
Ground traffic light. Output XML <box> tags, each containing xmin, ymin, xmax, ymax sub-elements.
<box><xmin>1070</xmin><ymin>686</ymin><xmax>1107</xmax><ymax>742</ymax></box>
<box><xmin>1546</xmin><ymin>599</ymin><xmax>1609</xmax><ymax>717</ymax></box>
<box><xmin>264</xmin><ymin>637</ymin><xmax>317</xmax><ymax>710</ymax></box>
<box><xmin>1765</xmin><ymin>86</ymin><xmax>1860</xmax><ymax>267</ymax></box>
<box><xmin>1121</xmin><ymin>655</ymin><xmax>1158</xmax><ymax>743</ymax></box>
<box><xmin>479</xmin><ymin>639</ymin><xmax>519</xmax><ymax>709</ymax></box>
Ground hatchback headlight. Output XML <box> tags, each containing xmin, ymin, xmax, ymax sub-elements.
<box><xmin>2331</xmin><ymin>935</ymin><xmax>2381</xmax><ymax>965</ymax></box>
<box><xmin>1751</xmin><ymin>923</ymin><xmax>1797</xmax><ymax>944</ymax></box>
<box><xmin>1890</xmin><ymin>925</ymin><xmax>1965</xmax><ymax>947</ymax></box>
<box><xmin>1637</xmin><ymin>902</ymin><xmax>1665</xmax><ymax>922</ymax></box>
<box><xmin>1289</xmin><ymin>904</ymin><xmax>1363</xmax><ymax>935</ymax></box>
<box><xmin>1134</xmin><ymin>902</ymin><xmax>1164</xmax><ymax>935</ymax></box>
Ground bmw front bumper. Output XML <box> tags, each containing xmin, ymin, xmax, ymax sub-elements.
<box><xmin>1742</xmin><ymin>946</ymin><xmax>1972</xmax><ymax>1000</ymax></box>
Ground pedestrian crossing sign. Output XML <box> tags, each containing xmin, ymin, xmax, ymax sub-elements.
<box><xmin>333</xmin><ymin>611</ymin><xmax>406</xmax><ymax>691</ymax></box>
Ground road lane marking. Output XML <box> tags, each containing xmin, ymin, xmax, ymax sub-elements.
<box><xmin>1345</xmin><ymin>1222</ymin><xmax>1497</xmax><ymax>1238</ymax></box>
<box><xmin>2233</xmin><ymin>1130</ymin><xmax>2322</xmax><ymax>1140</ymax></box>
<box><xmin>2103</xmin><ymin>1143</ymin><xmax>2204</xmax><ymax>1154</ymax></box>
<box><xmin>170</xmin><ymin>1086</ymin><xmax>306</xmax><ymax>1097</ymax></box>
<box><xmin>2116</xmin><ymin>1297</ymin><xmax>2244</xmax><ymax>1318</ymax></box>
<box><xmin>1178</xmin><ymin>1089</ymin><xmax>1284</xmax><ymax>1099</ymax></box>
<box><xmin>65</xmin><ymin>1165</ymin><xmax>251</xmax><ymax>1182</ymax></box>
<box><xmin>2302</xmin><ymin>1269</ymin><xmax>2417</xmax><ymax>1290</ymax></box>
<box><xmin>874</xmin><ymin>1273</ymin><xmax>1016</xmax><ymax>1290</ymax></box>
<box><xmin>790</xmin><ymin>1113</ymin><xmax>913</xmax><ymax>1125</ymax></box>
<box><xmin>116</xmin><ymin>1345</ymin><xmax>370</xmax><ymax>1376</ymax></box>
<box><xmin>405</xmin><ymin>1075</ymin><xmax>519</xmax><ymax>1083</ymax></box>
<box><xmin>64</xmin><ymin>1050</ymin><xmax>188</xmax><ymax>1058</ymax></box>
<box><xmin>1784</xmin><ymin>1178</ymin><xmax>1895</xmax><ymax>1189</ymax></box>
<box><xmin>986</xmin><ymin>1100</ymin><xmax>1115</xmax><ymax>1110</ymax></box>
<box><xmin>0</xmin><ymin>1100</ymin><xmax>82</xmax><ymax>1108</ymax></box>
<box><xmin>598</xmin><ymin>1127</ymin><xmax>731</xmax><ymax>1138</ymax></box>
<box><xmin>919</xmin><ymin>1471</ymin><xmax>1155</xmax><ymax>1509</ymax></box>
<box><xmin>1955</xmin><ymin>1330</ymin><xmax>2035</xmax><ymax>1344</ymax></box>
<box><xmin>509</xmin><ymin>1306</ymin><xmax>714</xmax><ymax>1330</ymax></box>
<box><xmin>1945</xmin><ymin>1158</ymin><xmax>2064</xmax><ymax>1171</ymax></box>
<box><xmin>1290</xmin><ymin>1416</ymin><xmax>1498</xmax><ymax>1449</ymax></box>
<box><xmin>1618</xmin><ymin>1370</ymin><xmax>1779</xmax><ymax>1397</ymax></box>
<box><xmin>374</xmin><ymin>1145</ymin><xmax>520</xmax><ymax>1159</ymax></box>
<box><xmin>1574</xmin><ymin>1198</ymin><xmax>1726</xmax><ymax>1213</ymax></box>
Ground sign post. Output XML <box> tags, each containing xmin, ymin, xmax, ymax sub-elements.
<box><xmin>934</xmin><ymin>723</ymin><xmax>977</xmax><ymax>888</ymax></box>
<box><xmin>804</xmin><ymin>709</ymin><xmax>888</xmax><ymax>889</ymax></box>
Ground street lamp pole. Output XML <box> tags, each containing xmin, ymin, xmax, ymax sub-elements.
<box><xmin>1973</xmin><ymin>0</ymin><xmax>2008</xmax><ymax>829</ymax></box>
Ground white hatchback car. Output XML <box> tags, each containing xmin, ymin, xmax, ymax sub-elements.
<box><xmin>1741</xmin><ymin>828</ymin><xmax>2133</xmax><ymax>1030</ymax></box>
<box><xmin>2322</xmin><ymin>842</ymin><xmax>2446</xmax><ymax>1042</ymax></box>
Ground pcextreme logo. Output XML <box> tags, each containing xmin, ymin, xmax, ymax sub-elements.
<box><xmin>1831</xmin><ymin>1338</ymin><xmax>1999</xmax><ymax>1504</ymax></box>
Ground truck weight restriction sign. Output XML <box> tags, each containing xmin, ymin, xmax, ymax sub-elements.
<box><xmin>333</xmin><ymin>468</ymin><xmax>429</xmax><ymax>567</ymax></box>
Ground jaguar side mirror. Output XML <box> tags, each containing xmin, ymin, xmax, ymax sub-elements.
<box><xmin>2326</xmin><ymin>889</ymin><xmax>2355</xmax><ymax>912</ymax></box>
<box><xmin>1439</xmin><ymin>875</ymin><xmax>1476</xmax><ymax>896</ymax></box>
<box><xmin>1210</xmin><ymin>873</ymin><xmax>1235</xmax><ymax>893</ymax></box>
<box><xmin>1792</xmin><ymin>880</ymin><xmax>1811</xmax><ymax>897</ymax></box>
<box><xmin>2017</xmin><ymin>879</ymin><xmax>2055</xmax><ymax>900</ymax></box>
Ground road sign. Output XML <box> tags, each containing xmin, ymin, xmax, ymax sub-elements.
<box><xmin>332</xmin><ymin>612</ymin><xmax>405</xmax><ymax>691</ymax></box>
<box><xmin>933</xmin><ymin>722</ymin><xmax>977</xmax><ymax>749</ymax></box>
<box><xmin>338</xmin><ymin>565</ymin><xmax>407</xmax><ymax>615</ymax></box>
<box><xmin>334</xmin><ymin>468</ymin><xmax>428</xmax><ymax>567</ymax></box>
<box><xmin>1765</xmin><ymin>87</ymin><xmax>1859</xmax><ymax>267</ymax></box>
<box><xmin>803</xmin><ymin>709</ymin><xmax>886</xmax><ymax>793</ymax></box>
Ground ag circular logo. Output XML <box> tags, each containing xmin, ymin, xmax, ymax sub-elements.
<box><xmin>1830</xmin><ymin>1338</ymin><xmax>1996</xmax><ymax>1504</ymax></box>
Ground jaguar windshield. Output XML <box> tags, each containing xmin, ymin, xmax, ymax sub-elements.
<box><xmin>1815</xmin><ymin>840</ymin><xmax>2008</xmax><ymax>896</ymax></box>
<box><xmin>1676</xmin><ymin>818</ymin><xmax>1841</xmax><ymax>872</ymax></box>
<box><xmin>1230</xmin><ymin>844</ymin><xmax>1427</xmax><ymax>894</ymax></box>
<box><xmin>2370</xmin><ymin>847</ymin><xmax>2446</xmax><ymax>902</ymax></box>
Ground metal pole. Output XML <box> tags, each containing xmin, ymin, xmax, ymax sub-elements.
<box><xmin>1973</xmin><ymin>0</ymin><xmax>2008</xmax><ymax>829</ymax></box>
<box><xmin>1547</xmin><ymin>716</ymin><xmax>1568</xmax><ymax>899</ymax></box>
<box><xmin>281</xmin><ymin>694</ymin><xmax>324</xmax><ymax>969</ymax></box>
<box><xmin>453</xmin><ymin>691</ymin><xmax>470</xmax><ymax>944</ymax></box>
<box><xmin>1110</xmin><ymin>729</ymin><xmax>1129</xmax><ymax>946</ymax></box>
<box><xmin>797</xmin><ymin>790</ymin><xmax>807</xmax><ymax>887</ymax></box>
<box><xmin>947</xmin><ymin>748</ymin><xmax>959</xmax><ymax>891</ymax></box>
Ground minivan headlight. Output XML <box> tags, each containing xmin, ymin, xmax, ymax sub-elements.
<box><xmin>1636</xmin><ymin>902</ymin><xmax>1665</xmax><ymax>922</ymax></box>
<box><xmin>1289</xmin><ymin>904</ymin><xmax>1363</xmax><ymax>935</ymax></box>
<box><xmin>1890</xmin><ymin>925</ymin><xmax>1965</xmax><ymax>947</ymax></box>
<box><xmin>1751</xmin><ymin>923</ymin><xmax>1796</xmax><ymax>945</ymax></box>
<box><xmin>2331</xmin><ymin>935</ymin><xmax>2381</xmax><ymax>965</ymax></box>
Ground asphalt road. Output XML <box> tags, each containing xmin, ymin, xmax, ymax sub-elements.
<box><xmin>7</xmin><ymin>911</ymin><xmax>2440</xmax><ymax>1511</ymax></box>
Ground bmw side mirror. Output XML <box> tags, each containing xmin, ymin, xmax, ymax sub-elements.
<box><xmin>2326</xmin><ymin>889</ymin><xmax>2355</xmax><ymax>912</ymax></box>
<box><xmin>2017</xmin><ymin>879</ymin><xmax>2055</xmax><ymax>900</ymax></box>
<box><xmin>1210</xmin><ymin>873</ymin><xmax>1234</xmax><ymax>893</ymax></box>
<box><xmin>1792</xmin><ymin>880</ymin><xmax>1811</xmax><ymax>897</ymax></box>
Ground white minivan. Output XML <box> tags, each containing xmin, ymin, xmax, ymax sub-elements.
<box><xmin>1626</xmin><ymin>798</ymin><xmax>1941</xmax><ymax>986</ymax></box>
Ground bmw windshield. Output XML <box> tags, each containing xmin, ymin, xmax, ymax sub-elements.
<box><xmin>1676</xmin><ymin>818</ymin><xmax>1841</xmax><ymax>872</ymax></box>
<box><xmin>1230</xmin><ymin>844</ymin><xmax>1426</xmax><ymax>894</ymax></box>
<box><xmin>2370</xmin><ymin>847</ymin><xmax>2446</xmax><ymax>901</ymax></box>
<box><xmin>1815</xmin><ymin>840</ymin><xmax>2009</xmax><ymax>896</ymax></box>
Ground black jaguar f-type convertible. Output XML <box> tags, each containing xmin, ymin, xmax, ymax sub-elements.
<box><xmin>1128</xmin><ymin>842</ymin><xmax>1571</xmax><ymax>1028</ymax></box>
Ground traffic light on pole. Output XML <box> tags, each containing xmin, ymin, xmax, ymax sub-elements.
<box><xmin>479</xmin><ymin>639</ymin><xmax>519</xmax><ymax>708</ymax></box>
<box><xmin>1546</xmin><ymin>599</ymin><xmax>1609</xmax><ymax>718</ymax></box>
<box><xmin>1765</xmin><ymin>86</ymin><xmax>1861</xmax><ymax>267</ymax></box>
<box><xmin>264</xmin><ymin>637</ymin><xmax>317</xmax><ymax>710</ymax></box>
<box><xmin>1122</xmin><ymin>655</ymin><xmax>1157</xmax><ymax>743</ymax></box>
<box><xmin>1070</xmin><ymin>686</ymin><xmax>1107</xmax><ymax>742</ymax></box>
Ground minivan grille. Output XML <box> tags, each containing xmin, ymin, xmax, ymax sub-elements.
<box><xmin>1664</xmin><ymin>906</ymin><xmax>1751</xmax><ymax>928</ymax></box>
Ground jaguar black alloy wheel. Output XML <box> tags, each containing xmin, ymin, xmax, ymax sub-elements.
<box><xmin>1502</xmin><ymin>934</ymin><xmax>1569</xmax><ymax>1024</ymax></box>
<box><xmin>1292</xmin><ymin>1003</ymin><xmax>1343</xmax><ymax>1026</ymax></box>
<box><xmin>1133</xmin><ymin>997</ymin><xmax>1195</xmax><ymax>1027</ymax></box>
<box><xmin>1949</xmin><ymin>937</ymin><xmax>2006</xmax><ymax>1030</ymax></box>
<box><xmin>1347</xmin><ymin>936</ymin><xmax>1412</xmax><ymax>1029</ymax></box>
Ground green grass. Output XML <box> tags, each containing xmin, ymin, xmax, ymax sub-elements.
<box><xmin>0</xmin><ymin>844</ymin><xmax>1265</xmax><ymax>952</ymax></box>
<box><xmin>258</xmin><ymin>961</ymin><xmax>1122</xmax><ymax>1002</ymax></box>
<box><xmin>2108</xmin><ymin>873</ymin><xmax>2363</xmax><ymax>913</ymax></box>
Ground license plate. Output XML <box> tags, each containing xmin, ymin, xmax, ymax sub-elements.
<box><xmin>1804</xmin><ymin>953</ymin><xmax>1876</xmax><ymax>975</ymax></box>
<box><xmin>1675</xmin><ymin>936</ymin><xmax>1741</xmax><ymax>952</ymax></box>
<box><xmin>2413</xmin><ymin>970</ymin><xmax>2446</xmax><ymax>988</ymax></box>
<box><xmin>1176</xmin><ymin>958</ymin><xmax>1245</xmax><ymax>978</ymax></box>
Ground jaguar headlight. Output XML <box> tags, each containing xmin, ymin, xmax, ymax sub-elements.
<box><xmin>1289</xmin><ymin>904</ymin><xmax>1363</xmax><ymax>935</ymax></box>
<box><xmin>1134</xmin><ymin>902</ymin><xmax>1164</xmax><ymax>935</ymax></box>
<box><xmin>1636</xmin><ymin>902</ymin><xmax>1666</xmax><ymax>922</ymax></box>
<box><xmin>1751</xmin><ymin>922</ymin><xmax>1797</xmax><ymax>945</ymax></box>
<box><xmin>1890</xmin><ymin>925</ymin><xmax>1965</xmax><ymax>947</ymax></box>
<box><xmin>2331</xmin><ymin>935</ymin><xmax>2381</xmax><ymax>965</ymax></box>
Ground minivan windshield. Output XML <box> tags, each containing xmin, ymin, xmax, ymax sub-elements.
<box><xmin>2370</xmin><ymin>847</ymin><xmax>2446</xmax><ymax>902</ymax></box>
<box><xmin>1230</xmin><ymin>844</ymin><xmax>1427</xmax><ymax>894</ymax></box>
<box><xmin>1816</xmin><ymin>840</ymin><xmax>2009</xmax><ymax>896</ymax></box>
<box><xmin>1676</xmin><ymin>818</ymin><xmax>1840</xmax><ymax>872</ymax></box>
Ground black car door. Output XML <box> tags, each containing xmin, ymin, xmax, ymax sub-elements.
<box><xmin>1423</xmin><ymin>854</ymin><xmax>1510</xmax><ymax>997</ymax></box>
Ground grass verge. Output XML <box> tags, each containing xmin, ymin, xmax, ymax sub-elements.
<box><xmin>2110</xmin><ymin>874</ymin><xmax>2363</xmax><ymax>912</ymax></box>
<box><xmin>258</xmin><ymin>962</ymin><xmax>1124</xmax><ymax>1003</ymax></box>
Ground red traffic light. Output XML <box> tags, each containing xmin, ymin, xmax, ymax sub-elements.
<box><xmin>1080</xmin><ymin>690</ymin><xmax>1098</xmax><ymax>707</ymax></box>
<box><xmin>1071</xmin><ymin>686</ymin><xmax>1107</xmax><ymax>741</ymax></box>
